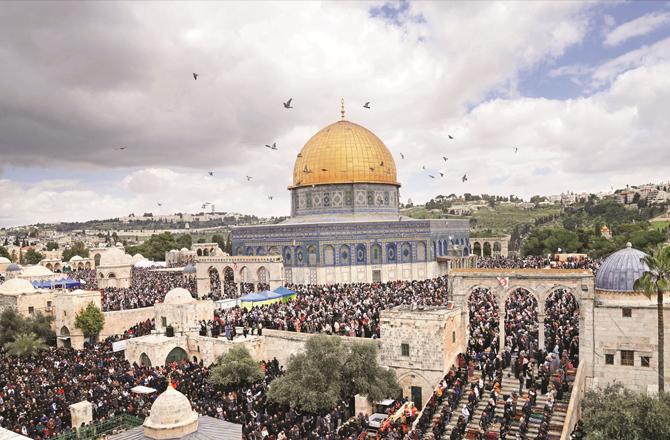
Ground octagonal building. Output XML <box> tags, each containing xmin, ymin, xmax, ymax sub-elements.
<box><xmin>231</xmin><ymin>106</ymin><xmax>470</xmax><ymax>284</ymax></box>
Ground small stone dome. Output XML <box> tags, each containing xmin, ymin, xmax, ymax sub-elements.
<box><xmin>0</xmin><ymin>257</ymin><xmax>11</xmax><ymax>264</ymax></box>
<box><xmin>99</xmin><ymin>248</ymin><xmax>133</xmax><ymax>267</ymax></box>
<box><xmin>21</xmin><ymin>265</ymin><xmax>53</xmax><ymax>277</ymax></box>
<box><xmin>69</xmin><ymin>255</ymin><xmax>83</xmax><ymax>262</ymax></box>
<box><xmin>143</xmin><ymin>385</ymin><xmax>198</xmax><ymax>439</ymax></box>
<box><xmin>595</xmin><ymin>242</ymin><xmax>649</xmax><ymax>292</ymax></box>
<box><xmin>6</xmin><ymin>263</ymin><xmax>21</xmax><ymax>272</ymax></box>
<box><xmin>183</xmin><ymin>264</ymin><xmax>196</xmax><ymax>274</ymax></box>
<box><xmin>0</xmin><ymin>278</ymin><xmax>36</xmax><ymax>295</ymax></box>
<box><xmin>180</xmin><ymin>248</ymin><xmax>189</xmax><ymax>252</ymax></box>
<box><xmin>164</xmin><ymin>287</ymin><xmax>195</xmax><ymax>305</ymax></box>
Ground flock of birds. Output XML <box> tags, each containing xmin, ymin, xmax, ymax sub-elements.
<box><xmin>116</xmin><ymin>73</ymin><xmax>522</xmax><ymax>209</ymax></box>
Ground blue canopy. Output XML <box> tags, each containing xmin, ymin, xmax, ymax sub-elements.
<box><xmin>239</xmin><ymin>290</ymin><xmax>282</xmax><ymax>303</ymax></box>
<box><xmin>272</xmin><ymin>286</ymin><xmax>296</xmax><ymax>298</ymax></box>
<box><xmin>32</xmin><ymin>278</ymin><xmax>82</xmax><ymax>289</ymax></box>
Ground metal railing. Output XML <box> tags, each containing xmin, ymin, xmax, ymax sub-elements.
<box><xmin>53</xmin><ymin>415</ymin><xmax>144</xmax><ymax>440</ymax></box>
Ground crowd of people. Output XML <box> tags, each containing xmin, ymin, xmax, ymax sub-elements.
<box><xmin>101</xmin><ymin>268</ymin><xmax>197</xmax><ymax>311</ymax></box>
<box><xmin>216</xmin><ymin>278</ymin><xmax>449</xmax><ymax>339</ymax></box>
<box><xmin>475</xmin><ymin>255</ymin><xmax>601</xmax><ymax>271</ymax></box>
<box><xmin>68</xmin><ymin>268</ymin><xmax>98</xmax><ymax>289</ymax></box>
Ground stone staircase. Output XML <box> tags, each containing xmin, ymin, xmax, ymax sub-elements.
<box><xmin>433</xmin><ymin>368</ymin><xmax>574</xmax><ymax>440</ymax></box>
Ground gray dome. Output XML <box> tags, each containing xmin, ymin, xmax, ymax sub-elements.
<box><xmin>183</xmin><ymin>264</ymin><xmax>196</xmax><ymax>274</ymax></box>
<box><xmin>595</xmin><ymin>242</ymin><xmax>649</xmax><ymax>292</ymax></box>
<box><xmin>6</xmin><ymin>263</ymin><xmax>21</xmax><ymax>272</ymax></box>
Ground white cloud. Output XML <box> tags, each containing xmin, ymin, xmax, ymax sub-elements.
<box><xmin>604</xmin><ymin>11</ymin><xmax>670</xmax><ymax>47</ymax></box>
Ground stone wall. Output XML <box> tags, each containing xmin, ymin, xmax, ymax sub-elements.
<box><xmin>100</xmin><ymin>307</ymin><xmax>155</xmax><ymax>339</ymax></box>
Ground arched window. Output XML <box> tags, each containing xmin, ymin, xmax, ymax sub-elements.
<box><xmin>323</xmin><ymin>245</ymin><xmax>335</xmax><ymax>265</ymax></box>
<box><xmin>245</xmin><ymin>247</ymin><xmax>254</xmax><ymax>256</ymax></box>
<box><xmin>386</xmin><ymin>243</ymin><xmax>397</xmax><ymax>263</ymax></box>
<box><xmin>197</xmin><ymin>249</ymin><xmax>203</xmax><ymax>256</ymax></box>
<box><xmin>307</xmin><ymin>245</ymin><xmax>317</xmax><ymax>266</ymax></box>
<box><xmin>371</xmin><ymin>243</ymin><xmax>382</xmax><ymax>264</ymax></box>
<box><xmin>283</xmin><ymin>246</ymin><xmax>292</xmax><ymax>264</ymax></box>
<box><xmin>165</xmin><ymin>347</ymin><xmax>188</xmax><ymax>364</ymax></box>
<box><xmin>355</xmin><ymin>244</ymin><xmax>367</xmax><ymax>265</ymax></box>
<box><xmin>340</xmin><ymin>245</ymin><xmax>350</xmax><ymax>265</ymax></box>
<box><xmin>483</xmin><ymin>242</ymin><xmax>492</xmax><ymax>257</ymax></box>
<box><xmin>442</xmin><ymin>240</ymin><xmax>449</xmax><ymax>255</ymax></box>
<box><xmin>268</xmin><ymin>246</ymin><xmax>279</xmax><ymax>255</ymax></box>
<box><xmin>438</xmin><ymin>241</ymin><xmax>443</xmax><ymax>256</ymax></box>
<box><xmin>417</xmin><ymin>242</ymin><xmax>427</xmax><ymax>262</ymax></box>
<box><xmin>295</xmin><ymin>246</ymin><xmax>305</xmax><ymax>265</ymax></box>
<box><xmin>401</xmin><ymin>242</ymin><xmax>412</xmax><ymax>263</ymax></box>
<box><xmin>256</xmin><ymin>247</ymin><xmax>266</xmax><ymax>256</ymax></box>
<box><xmin>235</xmin><ymin>246</ymin><xmax>243</xmax><ymax>256</ymax></box>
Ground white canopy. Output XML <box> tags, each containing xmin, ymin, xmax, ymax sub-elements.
<box><xmin>131</xmin><ymin>385</ymin><xmax>157</xmax><ymax>394</ymax></box>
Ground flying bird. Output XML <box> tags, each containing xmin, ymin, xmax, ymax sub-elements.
<box><xmin>400</xmin><ymin>153</ymin><xmax>404</xmax><ymax>159</ymax></box>
<box><xmin>462</xmin><ymin>174</ymin><xmax>468</xmax><ymax>182</ymax></box>
<box><xmin>265</xmin><ymin>142</ymin><xmax>278</xmax><ymax>150</ymax></box>
<box><xmin>193</xmin><ymin>73</ymin><xmax>199</xmax><ymax>80</ymax></box>
<box><xmin>448</xmin><ymin>135</ymin><xmax>454</xmax><ymax>139</ymax></box>
<box><xmin>303</xmin><ymin>165</ymin><xmax>313</xmax><ymax>174</ymax></box>
<box><xmin>208</xmin><ymin>171</ymin><xmax>214</xmax><ymax>176</ymax></box>
<box><xmin>283</xmin><ymin>98</ymin><xmax>293</xmax><ymax>109</ymax></box>
<box><xmin>321</xmin><ymin>168</ymin><xmax>328</xmax><ymax>172</ymax></box>
<box><xmin>363</xmin><ymin>102</ymin><xmax>371</xmax><ymax>109</ymax></box>
<box><xmin>380</xmin><ymin>161</ymin><xmax>384</xmax><ymax>167</ymax></box>
<box><xmin>369</xmin><ymin>167</ymin><xmax>375</xmax><ymax>172</ymax></box>
<box><xmin>443</xmin><ymin>156</ymin><xmax>448</xmax><ymax>161</ymax></box>
<box><xmin>157</xmin><ymin>203</ymin><xmax>162</xmax><ymax>207</ymax></box>
<box><xmin>440</xmin><ymin>172</ymin><xmax>444</xmax><ymax>177</ymax></box>
<box><xmin>246</xmin><ymin>176</ymin><xmax>253</xmax><ymax>181</ymax></box>
<box><xmin>118</xmin><ymin>147</ymin><xmax>126</xmax><ymax>151</ymax></box>
<box><xmin>514</xmin><ymin>147</ymin><xmax>518</xmax><ymax>153</ymax></box>
<box><xmin>422</xmin><ymin>165</ymin><xmax>426</xmax><ymax>170</ymax></box>
<box><xmin>268</xmin><ymin>196</ymin><xmax>274</xmax><ymax>200</ymax></box>
<box><xmin>428</xmin><ymin>175</ymin><xmax>435</xmax><ymax>179</ymax></box>
<box><xmin>297</xmin><ymin>153</ymin><xmax>303</xmax><ymax>157</ymax></box>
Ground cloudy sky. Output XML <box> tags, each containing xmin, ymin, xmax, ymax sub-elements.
<box><xmin>1</xmin><ymin>1</ymin><xmax>670</xmax><ymax>227</ymax></box>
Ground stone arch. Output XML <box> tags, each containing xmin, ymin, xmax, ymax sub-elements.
<box><xmin>223</xmin><ymin>266</ymin><xmax>236</xmax><ymax>297</ymax></box>
<box><xmin>208</xmin><ymin>267</ymin><xmax>221</xmax><ymax>295</ymax></box>
<box><xmin>386</xmin><ymin>243</ymin><xmax>397</xmax><ymax>263</ymax></box>
<box><xmin>283</xmin><ymin>246</ymin><xmax>292</xmax><ymax>264</ymax></box>
<box><xmin>340</xmin><ymin>245</ymin><xmax>351</xmax><ymax>265</ymax></box>
<box><xmin>60</xmin><ymin>326</ymin><xmax>70</xmax><ymax>336</ymax></box>
<box><xmin>466</xmin><ymin>287</ymin><xmax>499</xmax><ymax>354</ymax></box>
<box><xmin>239</xmin><ymin>266</ymin><xmax>250</xmax><ymax>282</ymax></box>
<box><xmin>268</xmin><ymin>246</ymin><xmax>279</xmax><ymax>256</ymax></box>
<box><xmin>99</xmin><ymin>272</ymin><xmax>105</xmax><ymax>279</ymax></box>
<box><xmin>504</xmin><ymin>287</ymin><xmax>539</xmax><ymax>353</ymax></box>
<box><xmin>307</xmin><ymin>245</ymin><xmax>317</xmax><ymax>266</ymax></box>
<box><xmin>257</xmin><ymin>266</ymin><xmax>269</xmax><ymax>284</ymax></box>
<box><xmin>46</xmin><ymin>263</ymin><xmax>53</xmax><ymax>270</ymax></box>
<box><xmin>544</xmin><ymin>286</ymin><xmax>580</xmax><ymax>361</ymax></box>
<box><xmin>197</xmin><ymin>249</ymin><xmax>203</xmax><ymax>256</ymax></box>
<box><xmin>54</xmin><ymin>263</ymin><xmax>62</xmax><ymax>272</ymax></box>
<box><xmin>355</xmin><ymin>243</ymin><xmax>367</xmax><ymax>265</ymax></box>
<box><xmin>245</xmin><ymin>246</ymin><xmax>254</xmax><ymax>256</ymax></box>
<box><xmin>165</xmin><ymin>346</ymin><xmax>188</xmax><ymax>364</ymax></box>
<box><xmin>416</xmin><ymin>242</ymin><xmax>427</xmax><ymax>262</ymax></box>
<box><xmin>295</xmin><ymin>246</ymin><xmax>305</xmax><ymax>266</ymax></box>
<box><xmin>396</xmin><ymin>370</ymin><xmax>433</xmax><ymax>410</ymax></box>
<box><xmin>139</xmin><ymin>352</ymin><xmax>152</xmax><ymax>367</ymax></box>
<box><xmin>85</xmin><ymin>262</ymin><xmax>91</xmax><ymax>269</ymax></box>
<box><xmin>94</xmin><ymin>253</ymin><xmax>102</xmax><ymax>266</ymax></box>
<box><xmin>323</xmin><ymin>245</ymin><xmax>335</xmax><ymax>266</ymax></box>
<box><xmin>371</xmin><ymin>243</ymin><xmax>382</xmax><ymax>265</ymax></box>
<box><xmin>493</xmin><ymin>241</ymin><xmax>502</xmax><ymax>254</ymax></box>
<box><xmin>108</xmin><ymin>272</ymin><xmax>116</xmax><ymax>278</ymax></box>
<box><xmin>203</xmin><ymin>249</ymin><xmax>209</xmax><ymax>256</ymax></box>
<box><xmin>400</xmin><ymin>242</ymin><xmax>412</xmax><ymax>263</ymax></box>
<box><xmin>235</xmin><ymin>246</ymin><xmax>243</xmax><ymax>256</ymax></box>
<box><xmin>256</xmin><ymin>247</ymin><xmax>266</xmax><ymax>256</ymax></box>
<box><xmin>472</xmin><ymin>241</ymin><xmax>482</xmax><ymax>256</ymax></box>
<box><xmin>483</xmin><ymin>241</ymin><xmax>492</xmax><ymax>257</ymax></box>
<box><xmin>77</xmin><ymin>262</ymin><xmax>84</xmax><ymax>270</ymax></box>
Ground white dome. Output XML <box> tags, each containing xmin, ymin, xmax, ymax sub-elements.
<box><xmin>0</xmin><ymin>257</ymin><xmax>10</xmax><ymax>264</ymax></box>
<box><xmin>69</xmin><ymin>255</ymin><xmax>83</xmax><ymax>262</ymax></box>
<box><xmin>20</xmin><ymin>265</ymin><xmax>53</xmax><ymax>277</ymax></box>
<box><xmin>132</xmin><ymin>253</ymin><xmax>147</xmax><ymax>263</ymax></box>
<box><xmin>0</xmin><ymin>278</ymin><xmax>36</xmax><ymax>295</ymax></box>
<box><xmin>163</xmin><ymin>288</ymin><xmax>195</xmax><ymax>305</ymax></box>
<box><xmin>143</xmin><ymin>385</ymin><xmax>198</xmax><ymax>438</ymax></box>
<box><xmin>169</xmin><ymin>249</ymin><xmax>179</xmax><ymax>254</ymax></box>
<box><xmin>180</xmin><ymin>248</ymin><xmax>189</xmax><ymax>252</ymax></box>
<box><xmin>99</xmin><ymin>248</ymin><xmax>133</xmax><ymax>267</ymax></box>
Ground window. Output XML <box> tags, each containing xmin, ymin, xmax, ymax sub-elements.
<box><xmin>161</xmin><ymin>317</ymin><xmax>167</xmax><ymax>328</ymax></box>
<box><xmin>622</xmin><ymin>308</ymin><xmax>632</xmax><ymax>318</ymax></box>
<box><xmin>47</xmin><ymin>301</ymin><xmax>52</xmax><ymax>308</ymax></box>
<box><xmin>28</xmin><ymin>306</ymin><xmax>34</xmax><ymax>315</ymax></box>
<box><xmin>641</xmin><ymin>356</ymin><xmax>650</xmax><ymax>367</ymax></box>
<box><xmin>621</xmin><ymin>350</ymin><xmax>634</xmax><ymax>366</ymax></box>
<box><xmin>401</xmin><ymin>343</ymin><xmax>410</xmax><ymax>357</ymax></box>
<box><xmin>452</xmin><ymin>331</ymin><xmax>456</xmax><ymax>344</ymax></box>
<box><xmin>605</xmin><ymin>354</ymin><xmax>614</xmax><ymax>365</ymax></box>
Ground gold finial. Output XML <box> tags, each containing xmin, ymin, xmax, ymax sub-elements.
<box><xmin>168</xmin><ymin>373</ymin><xmax>174</xmax><ymax>389</ymax></box>
<box><xmin>340</xmin><ymin>98</ymin><xmax>345</xmax><ymax>120</ymax></box>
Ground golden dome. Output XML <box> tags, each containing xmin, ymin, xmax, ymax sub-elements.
<box><xmin>292</xmin><ymin>120</ymin><xmax>399</xmax><ymax>188</ymax></box>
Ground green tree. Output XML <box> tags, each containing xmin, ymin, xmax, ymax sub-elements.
<box><xmin>0</xmin><ymin>308</ymin><xmax>26</xmax><ymax>345</ymax></box>
<box><xmin>208</xmin><ymin>346</ymin><xmax>263</xmax><ymax>387</ymax></box>
<box><xmin>45</xmin><ymin>241</ymin><xmax>59</xmax><ymax>251</ymax></box>
<box><xmin>126</xmin><ymin>232</ymin><xmax>192</xmax><ymax>261</ymax></box>
<box><xmin>26</xmin><ymin>312</ymin><xmax>56</xmax><ymax>346</ymax></box>
<box><xmin>0</xmin><ymin>245</ymin><xmax>10</xmax><ymax>260</ymax></box>
<box><xmin>582</xmin><ymin>383</ymin><xmax>670</xmax><ymax>440</ymax></box>
<box><xmin>62</xmin><ymin>241</ymin><xmax>89</xmax><ymax>261</ymax></box>
<box><xmin>634</xmin><ymin>244</ymin><xmax>670</xmax><ymax>393</ymax></box>
<box><xmin>211</xmin><ymin>234</ymin><xmax>226</xmax><ymax>251</ymax></box>
<box><xmin>4</xmin><ymin>333</ymin><xmax>47</xmax><ymax>357</ymax></box>
<box><xmin>268</xmin><ymin>335</ymin><xmax>400</xmax><ymax>413</ymax></box>
<box><xmin>23</xmin><ymin>249</ymin><xmax>44</xmax><ymax>265</ymax></box>
<box><xmin>74</xmin><ymin>302</ymin><xmax>105</xmax><ymax>343</ymax></box>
